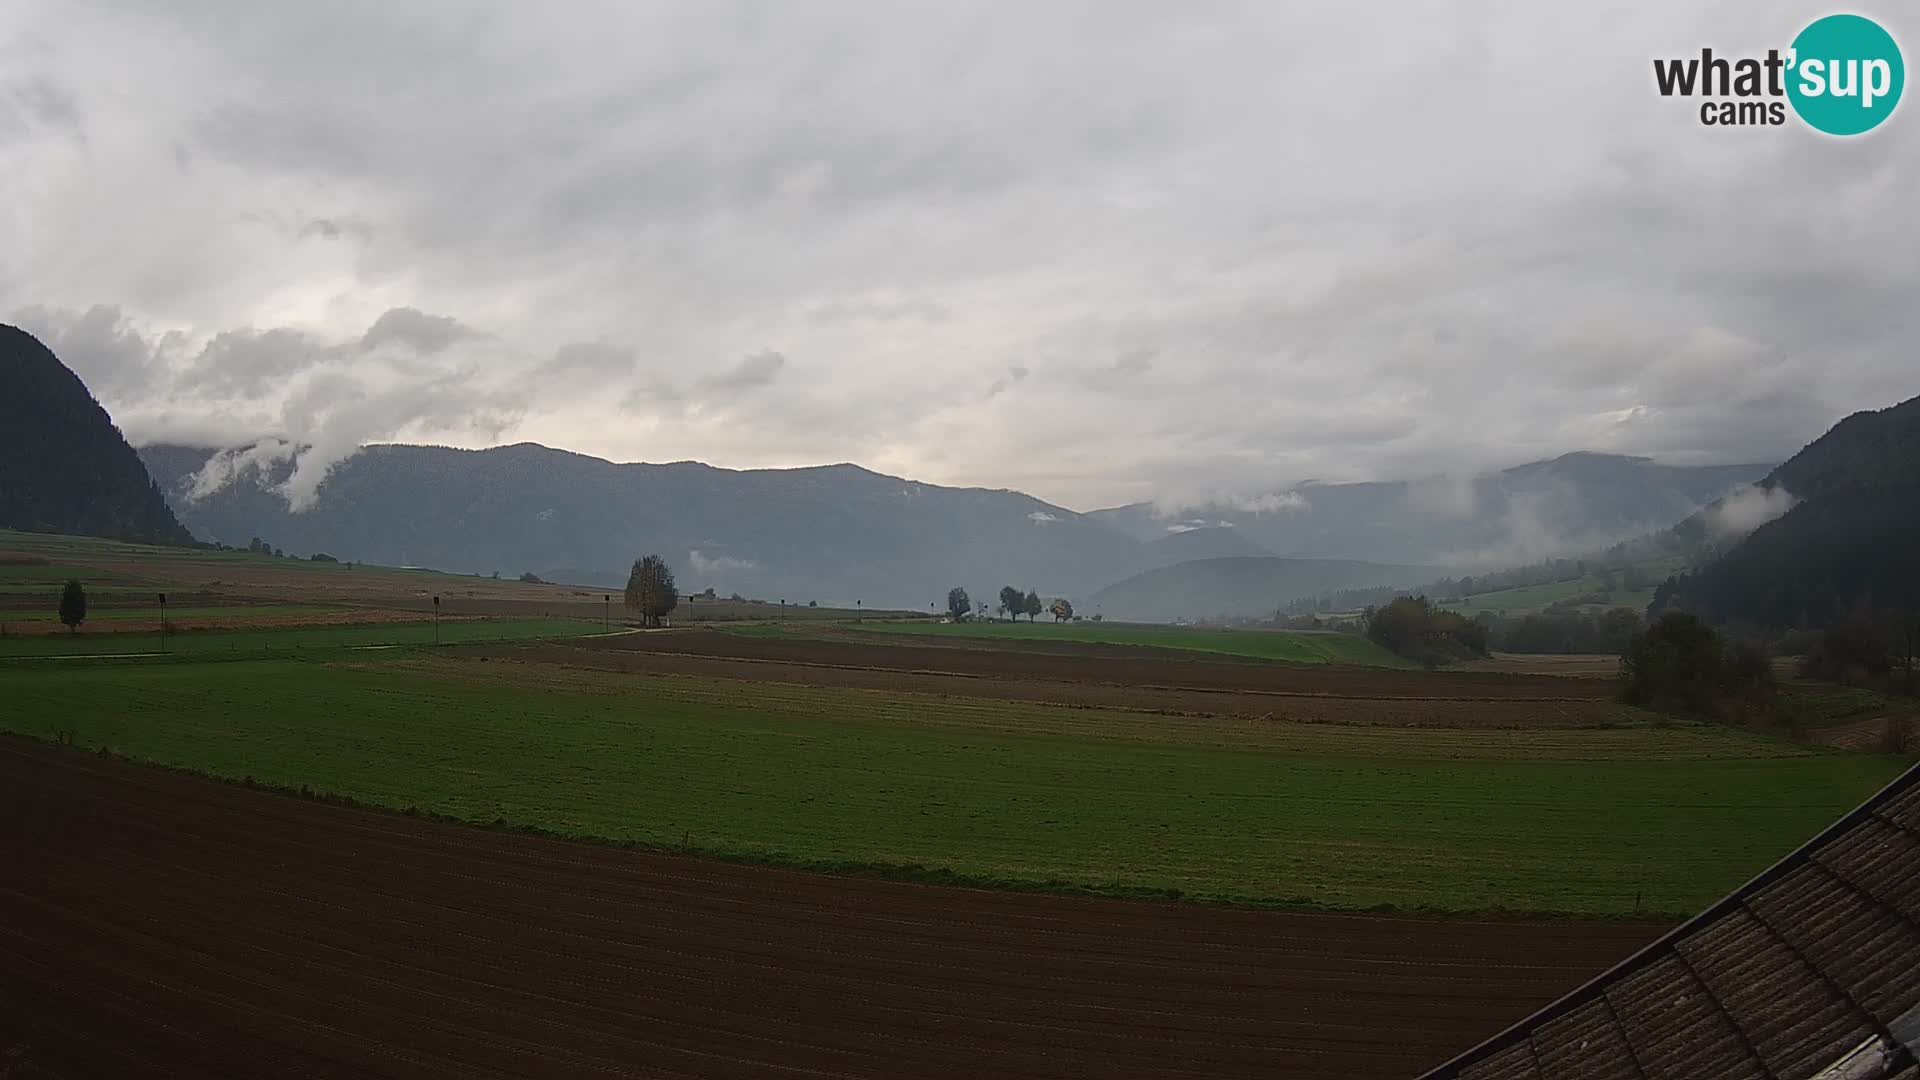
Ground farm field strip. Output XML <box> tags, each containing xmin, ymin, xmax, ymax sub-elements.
<box><xmin>486</xmin><ymin>643</ymin><xmax>1650</xmax><ymax>728</ymax></box>
<box><xmin>0</xmin><ymin>739</ymin><xmax>1668</xmax><ymax>1079</ymax></box>
<box><xmin>571</xmin><ymin>628</ymin><xmax>1620</xmax><ymax>700</ymax></box>
<box><xmin>415</xmin><ymin>656</ymin><xmax>1796</xmax><ymax>759</ymax></box>
<box><xmin>1</xmin><ymin>656</ymin><xmax>1901</xmax><ymax>914</ymax></box>
<box><xmin>0</xmin><ymin>618</ymin><xmax>604</xmax><ymax>657</ymax></box>
<box><xmin>846</xmin><ymin>619</ymin><xmax>1414</xmax><ymax>666</ymax></box>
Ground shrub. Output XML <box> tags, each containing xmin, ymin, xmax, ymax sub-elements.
<box><xmin>1363</xmin><ymin>596</ymin><xmax>1488</xmax><ymax>667</ymax></box>
<box><xmin>1620</xmin><ymin>612</ymin><xmax>1773</xmax><ymax>719</ymax></box>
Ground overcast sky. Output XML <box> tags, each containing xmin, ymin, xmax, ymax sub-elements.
<box><xmin>5</xmin><ymin>1</ymin><xmax>1917</xmax><ymax>511</ymax></box>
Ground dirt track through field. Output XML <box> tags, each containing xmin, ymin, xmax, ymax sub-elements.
<box><xmin>0</xmin><ymin>738</ymin><xmax>1663</xmax><ymax>1079</ymax></box>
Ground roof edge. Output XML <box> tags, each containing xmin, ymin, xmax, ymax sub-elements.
<box><xmin>1416</xmin><ymin>759</ymin><xmax>1920</xmax><ymax>1080</ymax></box>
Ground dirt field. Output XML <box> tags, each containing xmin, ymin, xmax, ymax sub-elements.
<box><xmin>0</xmin><ymin>738</ymin><xmax>1665</xmax><ymax>1079</ymax></box>
<box><xmin>1455</xmin><ymin>653</ymin><xmax>1625</xmax><ymax>678</ymax></box>
<box><xmin>542</xmin><ymin>628</ymin><xmax>1619</xmax><ymax>701</ymax></box>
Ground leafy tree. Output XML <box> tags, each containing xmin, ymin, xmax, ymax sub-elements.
<box><xmin>310</xmin><ymin>552</ymin><xmax>338</xmax><ymax>563</ymax></box>
<box><xmin>1363</xmin><ymin>595</ymin><xmax>1488</xmax><ymax>666</ymax></box>
<box><xmin>1801</xmin><ymin>614</ymin><xmax>1896</xmax><ymax>686</ymax></box>
<box><xmin>623</xmin><ymin>554</ymin><xmax>678</xmax><ymax>628</ymax></box>
<box><xmin>1024</xmin><ymin>589</ymin><xmax>1042</xmax><ymax>622</ymax></box>
<box><xmin>518</xmin><ymin>571</ymin><xmax>545</xmax><ymax>584</ymax></box>
<box><xmin>1050</xmin><ymin>597</ymin><xmax>1074</xmax><ymax>623</ymax></box>
<box><xmin>946</xmin><ymin>587</ymin><xmax>972</xmax><ymax>620</ymax></box>
<box><xmin>58</xmin><ymin>579</ymin><xmax>87</xmax><ymax>633</ymax></box>
<box><xmin>998</xmin><ymin>585</ymin><xmax>1022</xmax><ymax>621</ymax></box>
<box><xmin>1620</xmin><ymin>611</ymin><xmax>1733</xmax><ymax>714</ymax></box>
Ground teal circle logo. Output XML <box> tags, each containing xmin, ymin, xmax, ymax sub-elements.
<box><xmin>1787</xmin><ymin>14</ymin><xmax>1904</xmax><ymax>135</ymax></box>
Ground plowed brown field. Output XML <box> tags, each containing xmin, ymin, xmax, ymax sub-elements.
<box><xmin>0</xmin><ymin>738</ymin><xmax>1664</xmax><ymax>1079</ymax></box>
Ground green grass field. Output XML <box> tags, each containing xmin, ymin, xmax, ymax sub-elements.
<box><xmin>1440</xmin><ymin>557</ymin><xmax>1689</xmax><ymax>617</ymax></box>
<box><xmin>0</xmin><ymin>618</ymin><xmax>605</xmax><ymax>657</ymax></box>
<box><xmin>849</xmin><ymin>619</ymin><xmax>1414</xmax><ymax>666</ymax></box>
<box><xmin>2</xmin><ymin>653</ymin><xmax>1902</xmax><ymax>916</ymax></box>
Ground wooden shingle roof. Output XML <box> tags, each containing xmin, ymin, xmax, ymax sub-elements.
<box><xmin>1418</xmin><ymin>763</ymin><xmax>1920</xmax><ymax>1080</ymax></box>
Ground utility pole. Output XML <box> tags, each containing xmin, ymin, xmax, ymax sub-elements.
<box><xmin>604</xmin><ymin>594</ymin><xmax>610</xmax><ymax>632</ymax></box>
<box><xmin>433</xmin><ymin>595</ymin><xmax>440</xmax><ymax>645</ymax></box>
<box><xmin>158</xmin><ymin>592</ymin><xmax>167</xmax><ymax>655</ymax></box>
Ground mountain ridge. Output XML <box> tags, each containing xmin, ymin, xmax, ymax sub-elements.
<box><xmin>0</xmin><ymin>324</ymin><xmax>193</xmax><ymax>546</ymax></box>
<box><xmin>1655</xmin><ymin>393</ymin><xmax>1920</xmax><ymax>629</ymax></box>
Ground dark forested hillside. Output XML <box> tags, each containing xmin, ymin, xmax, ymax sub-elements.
<box><xmin>1657</xmin><ymin>395</ymin><xmax>1920</xmax><ymax>629</ymax></box>
<box><xmin>0</xmin><ymin>324</ymin><xmax>192</xmax><ymax>545</ymax></box>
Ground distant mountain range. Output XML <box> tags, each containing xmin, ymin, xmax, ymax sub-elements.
<box><xmin>1655</xmin><ymin>393</ymin><xmax>1920</xmax><ymax>629</ymax></box>
<box><xmin>1088</xmin><ymin>453</ymin><xmax>1772</xmax><ymax>567</ymax></box>
<box><xmin>0</xmin><ymin>325</ymin><xmax>191</xmax><ymax>545</ymax></box>
<box><xmin>140</xmin><ymin>437</ymin><xmax>1769</xmax><ymax>615</ymax></box>
<box><xmin>0</xmin><ymin>322</ymin><xmax>1775</xmax><ymax>616</ymax></box>
<box><xmin>138</xmin><ymin>442</ymin><xmax>1151</xmax><ymax>607</ymax></box>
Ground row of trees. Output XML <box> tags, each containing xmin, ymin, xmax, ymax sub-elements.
<box><xmin>944</xmin><ymin>587</ymin><xmax>1077</xmax><ymax>623</ymax></box>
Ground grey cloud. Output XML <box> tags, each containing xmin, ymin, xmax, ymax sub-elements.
<box><xmin>1111</xmin><ymin>346</ymin><xmax>1154</xmax><ymax>376</ymax></box>
<box><xmin>4</xmin><ymin>2</ymin><xmax>1916</xmax><ymax>514</ymax></box>
<box><xmin>361</xmin><ymin>307</ymin><xmax>476</xmax><ymax>355</ymax></box>
<box><xmin>1</xmin><ymin>77</ymin><xmax>82</xmax><ymax>141</ymax></box>
<box><xmin>186</xmin><ymin>327</ymin><xmax>329</xmax><ymax>394</ymax></box>
<box><xmin>11</xmin><ymin>304</ymin><xmax>163</xmax><ymax>398</ymax></box>
<box><xmin>985</xmin><ymin>365</ymin><xmax>1029</xmax><ymax>399</ymax></box>
<box><xmin>549</xmin><ymin>341</ymin><xmax>637</xmax><ymax>378</ymax></box>
<box><xmin>698</xmin><ymin>351</ymin><xmax>785</xmax><ymax>394</ymax></box>
<box><xmin>299</xmin><ymin>216</ymin><xmax>375</xmax><ymax>242</ymax></box>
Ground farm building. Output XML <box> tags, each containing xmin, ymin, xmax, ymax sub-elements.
<box><xmin>1420</xmin><ymin>761</ymin><xmax>1920</xmax><ymax>1080</ymax></box>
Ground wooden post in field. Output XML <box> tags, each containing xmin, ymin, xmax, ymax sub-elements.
<box><xmin>604</xmin><ymin>595</ymin><xmax>610</xmax><ymax>632</ymax></box>
<box><xmin>433</xmin><ymin>595</ymin><xmax>440</xmax><ymax>645</ymax></box>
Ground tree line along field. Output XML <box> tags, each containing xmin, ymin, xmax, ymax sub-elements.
<box><xmin>3</xmin><ymin>648</ymin><xmax>1905</xmax><ymax>916</ymax></box>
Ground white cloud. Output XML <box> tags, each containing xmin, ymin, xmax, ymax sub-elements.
<box><xmin>688</xmin><ymin>549</ymin><xmax>757</xmax><ymax>577</ymax></box>
<box><xmin>183</xmin><ymin>438</ymin><xmax>299</xmax><ymax>502</ymax></box>
<box><xmin>1706</xmin><ymin>483</ymin><xmax>1796</xmax><ymax>537</ymax></box>
<box><xmin>1152</xmin><ymin>490</ymin><xmax>1309</xmax><ymax>518</ymax></box>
